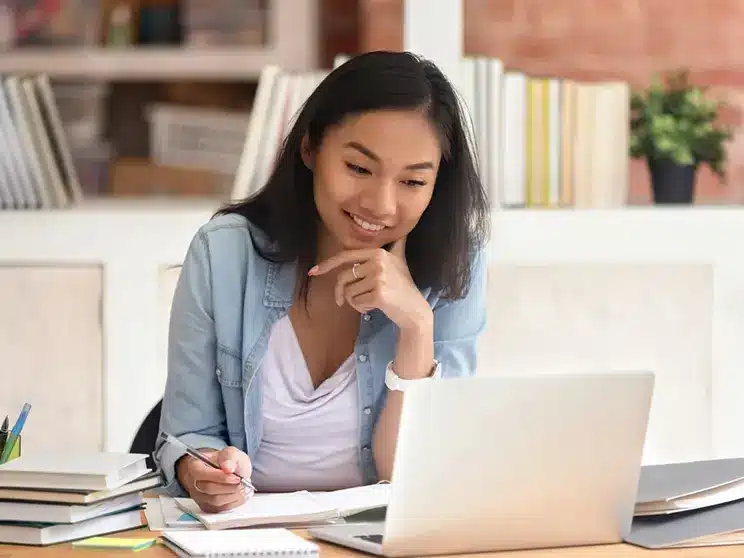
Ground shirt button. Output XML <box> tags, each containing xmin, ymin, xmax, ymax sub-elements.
<box><xmin>364</xmin><ymin>407</ymin><xmax>371</xmax><ymax>415</ymax></box>
<box><xmin>362</xmin><ymin>445</ymin><xmax>371</xmax><ymax>452</ymax></box>
<box><xmin>358</xmin><ymin>354</ymin><xmax>368</xmax><ymax>363</ymax></box>
<box><xmin>363</xmin><ymin>313</ymin><xmax>371</xmax><ymax>322</ymax></box>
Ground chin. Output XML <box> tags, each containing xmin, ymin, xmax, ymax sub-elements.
<box><xmin>341</xmin><ymin>237</ymin><xmax>387</xmax><ymax>251</ymax></box>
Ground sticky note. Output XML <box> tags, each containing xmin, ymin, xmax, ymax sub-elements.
<box><xmin>72</xmin><ymin>536</ymin><xmax>157</xmax><ymax>551</ymax></box>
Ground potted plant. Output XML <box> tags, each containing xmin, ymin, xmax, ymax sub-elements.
<box><xmin>629</xmin><ymin>69</ymin><xmax>733</xmax><ymax>204</ymax></box>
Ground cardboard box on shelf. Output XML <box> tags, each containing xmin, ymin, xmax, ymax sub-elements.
<box><xmin>109</xmin><ymin>157</ymin><xmax>229</xmax><ymax>197</ymax></box>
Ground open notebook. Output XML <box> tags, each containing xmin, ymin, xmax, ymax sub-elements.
<box><xmin>174</xmin><ymin>483</ymin><xmax>391</xmax><ymax>530</ymax></box>
<box><xmin>161</xmin><ymin>528</ymin><xmax>319</xmax><ymax>557</ymax></box>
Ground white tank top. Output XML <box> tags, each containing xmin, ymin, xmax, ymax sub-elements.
<box><xmin>250</xmin><ymin>315</ymin><xmax>364</xmax><ymax>492</ymax></box>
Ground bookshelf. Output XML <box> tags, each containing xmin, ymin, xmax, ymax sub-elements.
<box><xmin>0</xmin><ymin>46</ymin><xmax>315</xmax><ymax>81</ymax></box>
<box><xmin>0</xmin><ymin>1</ymin><xmax>318</xmax><ymax>81</ymax></box>
<box><xmin>0</xmin><ymin>0</ymin><xmax>319</xmax><ymax>206</ymax></box>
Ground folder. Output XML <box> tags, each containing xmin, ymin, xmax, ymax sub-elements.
<box><xmin>626</xmin><ymin>499</ymin><xmax>744</xmax><ymax>548</ymax></box>
<box><xmin>635</xmin><ymin>457</ymin><xmax>744</xmax><ymax>516</ymax></box>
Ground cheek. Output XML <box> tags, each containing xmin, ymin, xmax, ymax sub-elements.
<box><xmin>314</xmin><ymin>161</ymin><xmax>354</xmax><ymax>205</ymax></box>
<box><xmin>398</xmin><ymin>189</ymin><xmax>434</xmax><ymax>228</ymax></box>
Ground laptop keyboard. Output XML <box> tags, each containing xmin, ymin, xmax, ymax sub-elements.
<box><xmin>356</xmin><ymin>534</ymin><xmax>383</xmax><ymax>544</ymax></box>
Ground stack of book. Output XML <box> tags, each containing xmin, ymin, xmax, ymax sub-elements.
<box><xmin>0</xmin><ymin>451</ymin><xmax>161</xmax><ymax>546</ymax></box>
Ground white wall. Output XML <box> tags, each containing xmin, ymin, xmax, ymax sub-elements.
<box><xmin>480</xmin><ymin>262</ymin><xmax>713</xmax><ymax>465</ymax></box>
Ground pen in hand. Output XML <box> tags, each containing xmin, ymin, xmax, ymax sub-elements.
<box><xmin>159</xmin><ymin>432</ymin><xmax>256</xmax><ymax>492</ymax></box>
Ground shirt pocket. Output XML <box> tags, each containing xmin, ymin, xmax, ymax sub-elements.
<box><xmin>215</xmin><ymin>353</ymin><xmax>243</xmax><ymax>388</ymax></box>
<box><xmin>215</xmin><ymin>349</ymin><xmax>247</xmax><ymax>445</ymax></box>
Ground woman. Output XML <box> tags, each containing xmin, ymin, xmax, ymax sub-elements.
<box><xmin>154</xmin><ymin>50</ymin><xmax>490</xmax><ymax>513</ymax></box>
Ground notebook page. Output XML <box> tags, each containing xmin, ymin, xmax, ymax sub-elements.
<box><xmin>174</xmin><ymin>491</ymin><xmax>338</xmax><ymax>528</ymax></box>
<box><xmin>163</xmin><ymin>528</ymin><xmax>318</xmax><ymax>556</ymax></box>
<box><xmin>310</xmin><ymin>483</ymin><xmax>391</xmax><ymax>516</ymax></box>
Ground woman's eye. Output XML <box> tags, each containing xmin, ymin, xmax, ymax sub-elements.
<box><xmin>346</xmin><ymin>162</ymin><xmax>370</xmax><ymax>175</ymax></box>
<box><xmin>403</xmin><ymin>179</ymin><xmax>426</xmax><ymax>187</ymax></box>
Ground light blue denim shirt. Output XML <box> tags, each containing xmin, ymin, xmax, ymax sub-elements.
<box><xmin>154</xmin><ymin>213</ymin><xmax>487</xmax><ymax>497</ymax></box>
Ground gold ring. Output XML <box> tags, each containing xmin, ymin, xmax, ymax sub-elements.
<box><xmin>352</xmin><ymin>263</ymin><xmax>361</xmax><ymax>280</ymax></box>
<box><xmin>193</xmin><ymin>480</ymin><xmax>207</xmax><ymax>494</ymax></box>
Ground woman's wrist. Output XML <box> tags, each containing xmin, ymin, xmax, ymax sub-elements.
<box><xmin>399</xmin><ymin>301</ymin><xmax>433</xmax><ymax>334</ymax></box>
<box><xmin>395</xmin><ymin>311</ymin><xmax>435</xmax><ymax>380</ymax></box>
<box><xmin>175</xmin><ymin>455</ymin><xmax>193</xmax><ymax>490</ymax></box>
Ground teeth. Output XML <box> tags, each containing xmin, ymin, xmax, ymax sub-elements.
<box><xmin>351</xmin><ymin>214</ymin><xmax>385</xmax><ymax>232</ymax></box>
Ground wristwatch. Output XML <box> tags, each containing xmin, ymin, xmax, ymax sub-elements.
<box><xmin>384</xmin><ymin>360</ymin><xmax>440</xmax><ymax>392</ymax></box>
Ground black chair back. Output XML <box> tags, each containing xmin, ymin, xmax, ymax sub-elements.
<box><xmin>129</xmin><ymin>399</ymin><xmax>162</xmax><ymax>471</ymax></box>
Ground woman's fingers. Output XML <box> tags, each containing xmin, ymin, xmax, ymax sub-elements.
<box><xmin>193</xmin><ymin>479</ymin><xmax>241</xmax><ymax>496</ymax></box>
<box><xmin>184</xmin><ymin>447</ymin><xmax>253</xmax><ymax>513</ymax></box>
<box><xmin>190</xmin><ymin>460</ymin><xmax>241</xmax><ymax>485</ymax></box>
<box><xmin>195</xmin><ymin>489</ymin><xmax>248</xmax><ymax>513</ymax></box>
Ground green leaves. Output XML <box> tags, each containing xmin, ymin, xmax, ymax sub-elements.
<box><xmin>629</xmin><ymin>69</ymin><xmax>733</xmax><ymax>179</ymax></box>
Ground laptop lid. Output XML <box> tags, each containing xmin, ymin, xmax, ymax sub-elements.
<box><xmin>381</xmin><ymin>372</ymin><xmax>654</xmax><ymax>556</ymax></box>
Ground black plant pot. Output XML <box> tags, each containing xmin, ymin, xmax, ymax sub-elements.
<box><xmin>648</xmin><ymin>158</ymin><xmax>697</xmax><ymax>204</ymax></box>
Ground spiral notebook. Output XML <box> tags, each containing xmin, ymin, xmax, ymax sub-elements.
<box><xmin>161</xmin><ymin>528</ymin><xmax>319</xmax><ymax>557</ymax></box>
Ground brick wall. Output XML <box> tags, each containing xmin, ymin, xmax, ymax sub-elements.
<box><xmin>361</xmin><ymin>0</ymin><xmax>744</xmax><ymax>205</ymax></box>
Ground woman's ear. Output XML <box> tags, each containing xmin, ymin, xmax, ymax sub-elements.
<box><xmin>300</xmin><ymin>134</ymin><xmax>314</xmax><ymax>170</ymax></box>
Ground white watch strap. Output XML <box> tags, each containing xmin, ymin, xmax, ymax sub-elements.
<box><xmin>385</xmin><ymin>360</ymin><xmax>440</xmax><ymax>391</ymax></box>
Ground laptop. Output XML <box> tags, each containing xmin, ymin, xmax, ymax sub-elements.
<box><xmin>309</xmin><ymin>372</ymin><xmax>654</xmax><ymax>557</ymax></box>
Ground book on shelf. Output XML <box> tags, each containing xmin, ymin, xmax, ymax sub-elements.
<box><xmin>0</xmin><ymin>73</ymin><xmax>84</xmax><ymax>210</ymax></box>
<box><xmin>0</xmin><ymin>451</ymin><xmax>160</xmax><ymax>546</ymax></box>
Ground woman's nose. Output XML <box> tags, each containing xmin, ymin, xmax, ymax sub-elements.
<box><xmin>359</xmin><ymin>179</ymin><xmax>396</xmax><ymax>217</ymax></box>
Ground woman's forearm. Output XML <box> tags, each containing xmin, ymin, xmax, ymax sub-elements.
<box><xmin>372</xmin><ymin>315</ymin><xmax>434</xmax><ymax>480</ymax></box>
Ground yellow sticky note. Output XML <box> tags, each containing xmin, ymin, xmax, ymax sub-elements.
<box><xmin>72</xmin><ymin>536</ymin><xmax>157</xmax><ymax>551</ymax></box>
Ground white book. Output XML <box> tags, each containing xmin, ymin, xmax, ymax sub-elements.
<box><xmin>0</xmin><ymin>80</ymin><xmax>39</xmax><ymax>208</ymax></box>
<box><xmin>547</xmin><ymin>78</ymin><xmax>562</xmax><ymax>207</ymax></box>
<box><xmin>0</xmin><ymin>508</ymin><xmax>143</xmax><ymax>546</ymax></box>
<box><xmin>33</xmin><ymin>74</ymin><xmax>85</xmax><ymax>204</ymax></box>
<box><xmin>4</xmin><ymin>76</ymin><xmax>52</xmax><ymax>208</ymax></box>
<box><xmin>0</xmin><ymin>452</ymin><xmax>149</xmax><ymax>491</ymax></box>
<box><xmin>459</xmin><ymin>57</ymin><xmax>478</xmax><ymax>169</ymax></box>
<box><xmin>500</xmin><ymin>72</ymin><xmax>527</xmax><ymax>207</ymax></box>
<box><xmin>0</xmin><ymin>491</ymin><xmax>143</xmax><ymax>524</ymax></box>
<box><xmin>0</xmin><ymin>469</ymin><xmax>161</xmax><ymax>505</ymax></box>
<box><xmin>162</xmin><ymin>528</ymin><xmax>319</xmax><ymax>557</ymax></box>
<box><xmin>20</xmin><ymin>76</ymin><xmax>68</xmax><ymax>207</ymax></box>
<box><xmin>474</xmin><ymin>57</ymin><xmax>489</xmax><ymax>189</ymax></box>
<box><xmin>230</xmin><ymin>65</ymin><xmax>281</xmax><ymax>201</ymax></box>
<box><xmin>486</xmin><ymin>57</ymin><xmax>504</xmax><ymax>208</ymax></box>
<box><xmin>252</xmin><ymin>72</ymin><xmax>290</xmax><ymax>196</ymax></box>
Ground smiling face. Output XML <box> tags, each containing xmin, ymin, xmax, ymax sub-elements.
<box><xmin>307</xmin><ymin>109</ymin><xmax>441</xmax><ymax>257</ymax></box>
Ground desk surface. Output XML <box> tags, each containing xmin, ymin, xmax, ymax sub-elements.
<box><xmin>2</xmin><ymin>525</ymin><xmax>744</xmax><ymax>557</ymax></box>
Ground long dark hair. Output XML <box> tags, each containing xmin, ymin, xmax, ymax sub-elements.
<box><xmin>217</xmin><ymin>50</ymin><xmax>490</xmax><ymax>301</ymax></box>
